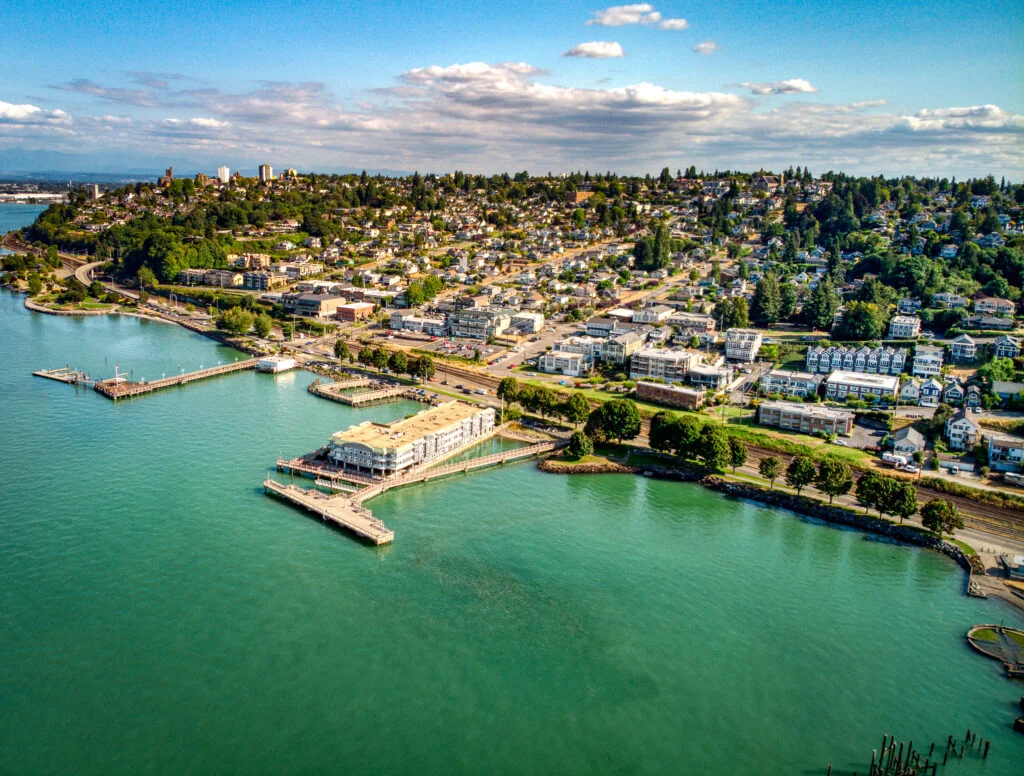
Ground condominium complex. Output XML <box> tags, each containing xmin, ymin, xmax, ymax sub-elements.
<box><xmin>328</xmin><ymin>401</ymin><xmax>495</xmax><ymax>477</ymax></box>
<box><xmin>824</xmin><ymin>370</ymin><xmax>900</xmax><ymax>401</ymax></box>
<box><xmin>806</xmin><ymin>345</ymin><xmax>906</xmax><ymax>375</ymax></box>
<box><xmin>448</xmin><ymin>307</ymin><xmax>514</xmax><ymax>339</ymax></box>
<box><xmin>539</xmin><ymin>351</ymin><xmax>588</xmax><ymax>377</ymax></box>
<box><xmin>757</xmin><ymin>400</ymin><xmax>854</xmax><ymax>436</ymax></box>
<box><xmin>724</xmin><ymin>328</ymin><xmax>763</xmax><ymax>362</ymax></box>
<box><xmin>759</xmin><ymin>369</ymin><xmax>823</xmax><ymax>398</ymax></box>
<box><xmin>628</xmin><ymin>348</ymin><xmax>693</xmax><ymax>382</ymax></box>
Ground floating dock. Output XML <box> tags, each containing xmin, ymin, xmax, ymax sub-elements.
<box><xmin>263</xmin><ymin>479</ymin><xmax>394</xmax><ymax>545</ymax></box>
<box><xmin>32</xmin><ymin>367</ymin><xmax>94</xmax><ymax>385</ymax></box>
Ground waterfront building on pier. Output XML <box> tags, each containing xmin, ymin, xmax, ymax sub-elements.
<box><xmin>327</xmin><ymin>400</ymin><xmax>495</xmax><ymax>477</ymax></box>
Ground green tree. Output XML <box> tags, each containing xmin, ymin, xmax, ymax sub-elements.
<box><xmin>372</xmin><ymin>348</ymin><xmax>389</xmax><ymax>371</ymax></box>
<box><xmin>388</xmin><ymin>350</ymin><xmax>408</xmax><ymax>375</ymax></box>
<box><xmin>406</xmin><ymin>282</ymin><xmax>425</xmax><ymax>307</ymax></box>
<box><xmin>566</xmin><ymin>430</ymin><xmax>593</xmax><ymax>459</ymax></box>
<box><xmin>674</xmin><ymin>414</ymin><xmax>702</xmax><ymax>458</ymax></box>
<box><xmin>698</xmin><ymin>425</ymin><xmax>730</xmax><ymax>471</ymax></box>
<box><xmin>585</xmin><ymin>399</ymin><xmax>641</xmax><ymax>444</ymax></box>
<box><xmin>563</xmin><ymin>392</ymin><xmax>591</xmax><ymax>427</ymax></box>
<box><xmin>253</xmin><ymin>313</ymin><xmax>272</xmax><ymax>339</ymax></box>
<box><xmin>834</xmin><ymin>301</ymin><xmax>885</xmax><ymax>341</ymax></box>
<box><xmin>888</xmin><ymin>480</ymin><xmax>918</xmax><ymax>524</ymax></box>
<box><xmin>785</xmin><ymin>455</ymin><xmax>816</xmax><ymax>495</ymax></box>
<box><xmin>334</xmin><ymin>340</ymin><xmax>351</xmax><ymax>362</ymax></box>
<box><xmin>497</xmin><ymin>377</ymin><xmax>520</xmax><ymax>403</ymax></box>
<box><xmin>728</xmin><ymin>438</ymin><xmax>747</xmax><ymax>473</ymax></box>
<box><xmin>815</xmin><ymin>458</ymin><xmax>853</xmax><ymax>504</ymax></box>
<box><xmin>358</xmin><ymin>346</ymin><xmax>374</xmax><ymax>368</ymax></box>
<box><xmin>759</xmin><ymin>456</ymin><xmax>783</xmax><ymax>489</ymax></box>
<box><xmin>413</xmin><ymin>354</ymin><xmax>435</xmax><ymax>382</ymax></box>
<box><xmin>920</xmin><ymin>498</ymin><xmax>964</xmax><ymax>536</ymax></box>
<box><xmin>855</xmin><ymin>472</ymin><xmax>883</xmax><ymax>514</ymax></box>
<box><xmin>649</xmin><ymin>411</ymin><xmax>678</xmax><ymax>454</ymax></box>
<box><xmin>779</xmin><ymin>282</ymin><xmax>797</xmax><ymax>321</ymax></box>
<box><xmin>137</xmin><ymin>265</ymin><xmax>157</xmax><ymax>289</ymax></box>
<box><xmin>220</xmin><ymin>307</ymin><xmax>254</xmax><ymax>335</ymax></box>
<box><xmin>27</xmin><ymin>272</ymin><xmax>42</xmax><ymax>295</ymax></box>
<box><xmin>751</xmin><ymin>273</ymin><xmax>781</xmax><ymax>326</ymax></box>
<box><xmin>804</xmin><ymin>276</ymin><xmax>838</xmax><ymax>330</ymax></box>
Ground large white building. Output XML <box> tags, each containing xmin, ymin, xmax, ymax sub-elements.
<box><xmin>539</xmin><ymin>351</ymin><xmax>588</xmax><ymax>377</ymax></box>
<box><xmin>217</xmin><ymin>166</ymin><xmax>231</xmax><ymax>184</ymax></box>
<box><xmin>328</xmin><ymin>401</ymin><xmax>495</xmax><ymax>477</ymax></box>
<box><xmin>628</xmin><ymin>348</ymin><xmax>692</xmax><ymax>382</ymax></box>
<box><xmin>888</xmin><ymin>315</ymin><xmax>922</xmax><ymax>339</ymax></box>
<box><xmin>824</xmin><ymin>370</ymin><xmax>900</xmax><ymax>401</ymax></box>
<box><xmin>258</xmin><ymin>163</ymin><xmax>273</xmax><ymax>183</ymax></box>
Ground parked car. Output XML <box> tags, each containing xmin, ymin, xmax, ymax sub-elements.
<box><xmin>832</xmin><ymin>439</ymin><xmax>847</xmax><ymax>446</ymax></box>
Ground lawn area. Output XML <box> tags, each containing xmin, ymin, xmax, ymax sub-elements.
<box><xmin>726</xmin><ymin>417</ymin><xmax>877</xmax><ymax>466</ymax></box>
<box><xmin>951</xmin><ymin>539</ymin><xmax>978</xmax><ymax>556</ymax></box>
<box><xmin>971</xmin><ymin>628</ymin><xmax>1000</xmax><ymax>642</ymax></box>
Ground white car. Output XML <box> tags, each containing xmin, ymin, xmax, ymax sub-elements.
<box><xmin>832</xmin><ymin>439</ymin><xmax>847</xmax><ymax>446</ymax></box>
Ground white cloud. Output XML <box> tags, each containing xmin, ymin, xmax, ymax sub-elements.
<box><xmin>692</xmin><ymin>40</ymin><xmax>718</xmax><ymax>55</ymax></box>
<box><xmin>0</xmin><ymin>101</ymin><xmax>70</xmax><ymax>127</ymax></box>
<box><xmin>851</xmin><ymin>99</ymin><xmax>887</xmax><ymax>109</ymax></box>
<box><xmin>586</xmin><ymin>4</ymin><xmax>661</xmax><ymax>26</ymax></box>
<box><xmin>14</xmin><ymin>66</ymin><xmax>1024</xmax><ymax>179</ymax></box>
<box><xmin>564</xmin><ymin>41</ymin><xmax>625</xmax><ymax>59</ymax></box>
<box><xmin>740</xmin><ymin>79</ymin><xmax>818</xmax><ymax>95</ymax></box>
<box><xmin>659</xmin><ymin>18</ymin><xmax>688</xmax><ymax>30</ymax></box>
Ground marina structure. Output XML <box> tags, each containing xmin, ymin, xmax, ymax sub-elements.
<box><xmin>327</xmin><ymin>400</ymin><xmax>495</xmax><ymax>477</ymax></box>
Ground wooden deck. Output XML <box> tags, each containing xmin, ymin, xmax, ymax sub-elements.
<box><xmin>263</xmin><ymin>479</ymin><xmax>394</xmax><ymax>545</ymax></box>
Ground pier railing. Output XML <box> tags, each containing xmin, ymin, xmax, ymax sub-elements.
<box><xmin>94</xmin><ymin>358</ymin><xmax>260</xmax><ymax>399</ymax></box>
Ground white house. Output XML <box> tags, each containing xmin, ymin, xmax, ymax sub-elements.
<box><xmin>944</xmin><ymin>410</ymin><xmax>979</xmax><ymax>451</ymax></box>
<box><xmin>888</xmin><ymin>315</ymin><xmax>921</xmax><ymax>339</ymax></box>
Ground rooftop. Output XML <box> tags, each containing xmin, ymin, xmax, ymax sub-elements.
<box><xmin>332</xmin><ymin>400</ymin><xmax>488</xmax><ymax>452</ymax></box>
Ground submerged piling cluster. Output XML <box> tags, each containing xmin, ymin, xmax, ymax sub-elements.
<box><xmin>827</xmin><ymin>729</ymin><xmax>991</xmax><ymax>775</ymax></box>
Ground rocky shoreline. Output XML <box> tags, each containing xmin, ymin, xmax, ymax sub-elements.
<box><xmin>537</xmin><ymin>459</ymin><xmax>639</xmax><ymax>475</ymax></box>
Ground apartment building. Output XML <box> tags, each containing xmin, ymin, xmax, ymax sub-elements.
<box><xmin>912</xmin><ymin>346</ymin><xmax>944</xmax><ymax>379</ymax></box>
<box><xmin>636</xmin><ymin>381</ymin><xmax>705</xmax><ymax>410</ymax></box>
<box><xmin>628</xmin><ymin>348</ymin><xmax>693</xmax><ymax>382</ymax></box>
<box><xmin>887</xmin><ymin>315</ymin><xmax>921</xmax><ymax>339</ymax></box>
<box><xmin>759</xmin><ymin>370</ymin><xmax>823</xmax><ymax>398</ymax></box>
<box><xmin>806</xmin><ymin>345</ymin><xmax>906</xmax><ymax>375</ymax></box>
<box><xmin>724</xmin><ymin>328</ymin><xmax>763</xmax><ymax>362</ymax></box>
<box><xmin>824</xmin><ymin>370</ymin><xmax>900</xmax><ymax>401</ymax></box>
<box><xmin>448</xmin><ymin>307</ymin><xmax>514</xmax><ymax>339</ymax></box>
<box><xmin>538</xmin><ymin>351</ymin><xmax>588</xmax><ymax>377</ymax></box>
<box><xmin>757</xmin><ymin>400</ymin><xmax>854</xmax><ymax>436</ymax></box>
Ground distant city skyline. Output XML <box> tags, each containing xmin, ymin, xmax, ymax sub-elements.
<box><xmin>1</xmin><ymin>0</ymin><xmax>1021</xmax><ymax>178</ymax></box>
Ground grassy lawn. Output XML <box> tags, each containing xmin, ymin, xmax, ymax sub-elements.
<box><xmin>951</xmin><ymin>539</ymin><xmax>978</xmax><ymax>556</ymax></box>
<box><xmin>971</xmin><ymin>628</ymin><xmax>1000</xmax><ymax>642</ymax></box>
<box><xmin>78</xmin><ymin>302</ymin><xmax>113</xmax><ymax>310</ymax></box>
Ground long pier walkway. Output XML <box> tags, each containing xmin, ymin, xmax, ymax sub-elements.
<box><xmin>93</xmin><ymin>358</ymin><xmax>260</xmax><ymax>400</ymax></box>
<box><xmin>269</xmin><ymin>439</ymin><xmax>564</xmax><ymax>544</ymax></box>
<box><xmin>352</xmin><ymin>441</ymin><xmax>562</xmax><ymax>503</ymax></box>
<box><xmin>263</xmin><ymin>479</ymin><xmax>394</xmax><ymax>545</ymax></box>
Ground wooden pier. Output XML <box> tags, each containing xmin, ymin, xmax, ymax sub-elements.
<box><xmin>33</xmin><ymin>366</ymin><xmax>94</xmax><ymax>385</ymax></box>
<box><xmin>263</xmin><ymin>479</ymin><xmax>394</xmax><ymax>545</ymax></box>
<box><xmin>269</xmin><ymin>439</ymin><xmax>565</xmax><ymax>544</ymax></box>
<box><xmin>93</xmin><ymin>358</ymin><xmax>261</xmax><ymax>400</ymax></box>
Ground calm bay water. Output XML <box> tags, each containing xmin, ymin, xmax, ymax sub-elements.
<box><xmin>0</xmin><ymin>202</ymin><xmax>48</xmax><ymax>237</ymax></box>
<box><xmin>1</xmin><ymin>196</ymin><xmax>1023</xmax><ymax>775</ymax></box>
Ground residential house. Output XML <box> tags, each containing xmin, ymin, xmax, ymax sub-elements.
<box><xmin>919</xmin><ymin>378</ymin><xmax>943</xmax><ymax>407</ymax></box>
<box><xmin>806</xmin><ymin>345</ymin><xmax>906</xmax><ymax>375</ymax></box>
<box><xmin>892</xmin><ymin>426</ymin><xmax>926</xmax><ymax>456</ymax></box>
<box><xmin>944</xmin><ymin>410</ymin><xmax>980</xmax><ymax>451</ymax></box>
<box><xmin>949</xmin><ymin>334</ymin><xmax>977</xmax><ymax>362</ymax></box>
<box><xmin>912</xmin><ymin>345</ymin><xmax>944</xmax><ymax>379</ymax></box>
<box><xmin>991</xmin><ymin>334</ymin><xmax>1021</xmax><ymax>359</ymax></box>
<box><xmin>897</xmin><ymin>298</ymin><xmax>922</xmax><ymax>314</ymax></box>
<box><xmin>933</xmin><ymin>292</ymin><xmax>968</xmax><ymax>308</ymax></box>
<box><xmin>899</xmin><ymin>378</ymin><xmax>921</xmax><ymax>405</ymax></box>
<box><xmin>604</xmin><ymin>331</ymin><xmax>646</xmax><ymax>365</ymax></box>
<box><xmin>987</xmin><ymin>435</ymin><xmax>1024</xmax><ymax>472</ymax></box>
<box><xmin>965</xmin><ymin>385</ymin><xmax>983</xmax><ymax>408</ymax></box>
<box><xmin>973</xmin><ymin>296</ymin><xmax>1015</xmax><ymax>316</ymax></box>
<box><xmin>942</xmin><ymin>379</ymin><xmax>964</xmax><ymax>405</ymax></box>
<box><xmin>632</xmin><ymin>305</ymin><xmax>674</xmax><ymax>324</ymax></box>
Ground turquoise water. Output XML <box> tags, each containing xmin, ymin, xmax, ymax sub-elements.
<box><xmin>2</xmin><ymin>282</ymin><xmax>1023</xmax><ymax>775</ymax></box>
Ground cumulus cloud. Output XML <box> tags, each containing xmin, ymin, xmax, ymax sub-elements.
<box><xmin>740</xmin><ymin>79</ymin><xmax>818</xmax><ymax>95</ymax></box>
<box><xmin>586</xmin><ymin>4</ymin><xmax>660</xmax><ymax>26</ymax></box>
<box><xmin>659</xmin><ymin>18</ymin><xmax>688</xmax><ymax>30</ymax></box>
<box><xmin>9</xmin><ymin>64</ymin><xmax>1024</xmax><ymax>178</ymax></box>
<box><xmin>564</xmin><ymin>41</ymin><xmax>625</xmax><ymax>58</ymax></box>
<box><xmin>693</xmin><ymin>40</ymin><xmax>718</xmax><ymax>55</ymax></box>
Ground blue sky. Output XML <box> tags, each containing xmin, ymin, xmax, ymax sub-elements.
<box><xmin>1</xmin><ymin>1</ymin><xmax>1021</xmax><ymax>176</ymax></box>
